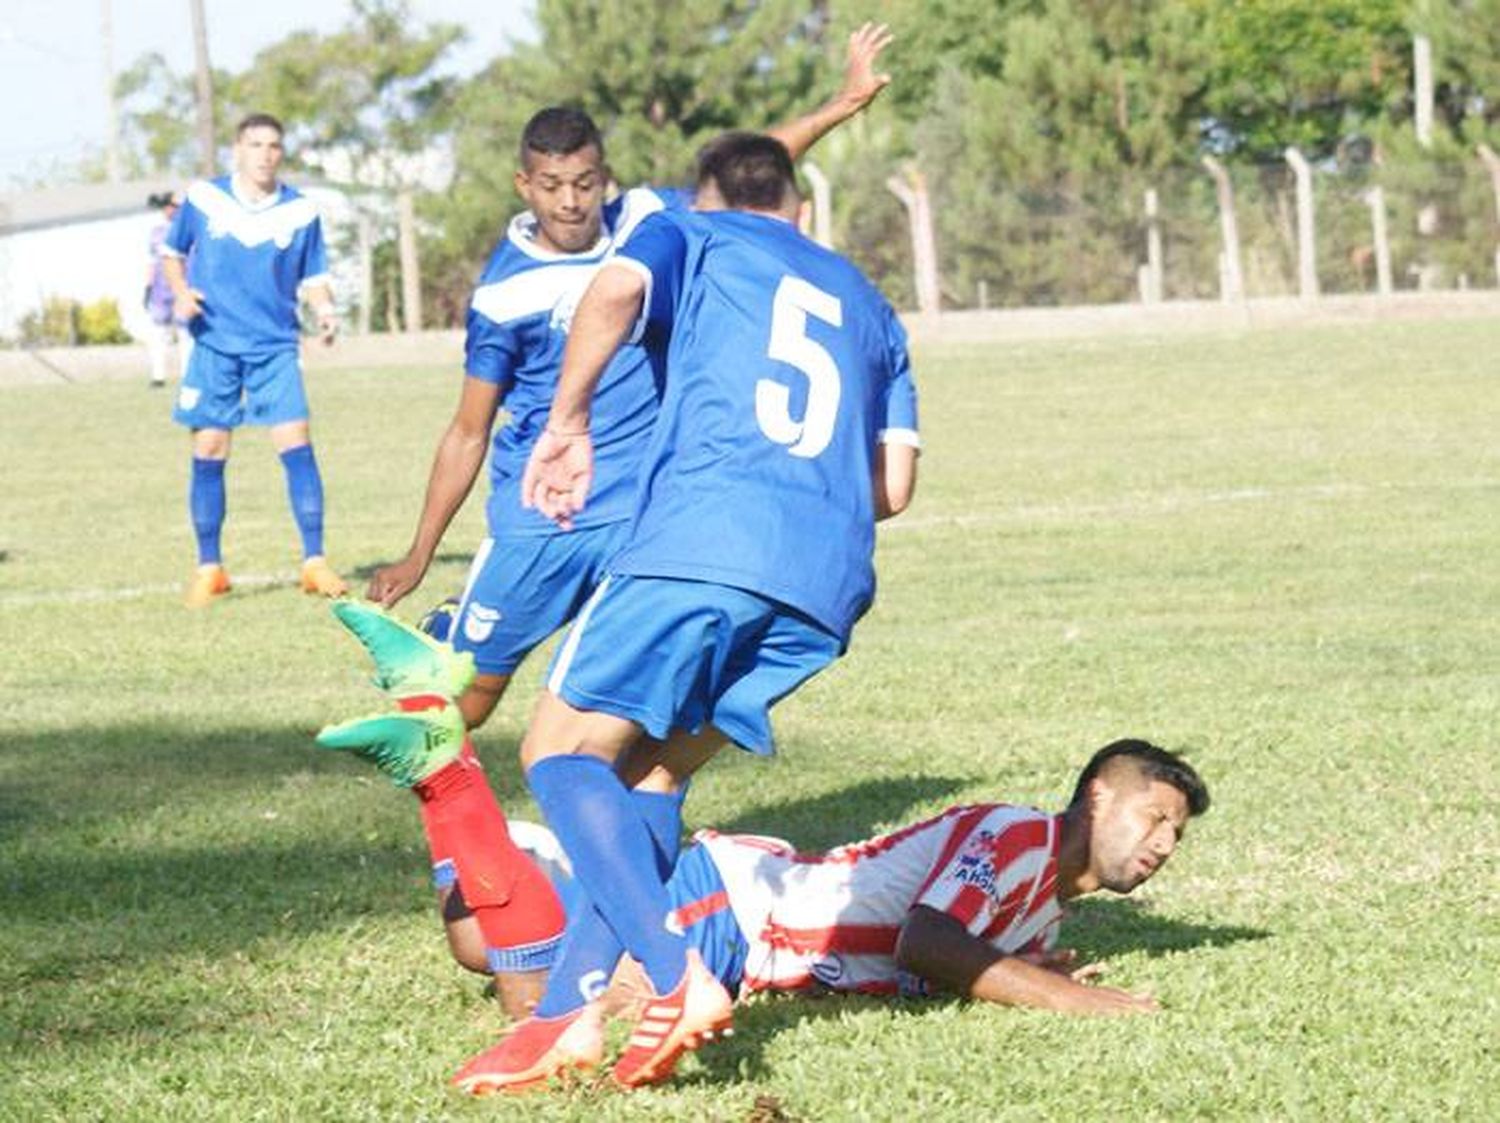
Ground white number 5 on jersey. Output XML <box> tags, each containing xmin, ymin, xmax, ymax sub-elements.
<box><xmin>758</xmin><ymin>276</ymin><xmax>843</xmax><ymax>458</ymax></box>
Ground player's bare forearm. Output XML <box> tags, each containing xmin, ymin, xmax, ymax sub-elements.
<box><xmin>873</xmin><ymin>443</ymin><xmax>918</xmax><ymax>520</ymax></box>
<box><xmin>548</xmin><ymin>264</ymin><xmax>645</xmax><ymax>432</ymax></box>
<box><xmin>895</xmin><ymin>906</ymin><xmax>1158</xmax><ymax>1016</ymax></box>
<box><xmin>161</xmin><ymin>255</ymin><xmax>203</xmax><ymax>319</ymax></box>
<box><xmin>369</xmin><ymin>379</ymin><xmax>499</xmax><ymax>606</ymax></box>
<box><xmin>768</xmin><ymin>22</ymin><xmax>893</xmax><ymax>160</ymax></box>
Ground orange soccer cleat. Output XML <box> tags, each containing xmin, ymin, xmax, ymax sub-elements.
<box><xmin>184</xmin><ymin>564</ymin><xmax>231</xmax><ymax>608</ymax></box>
<box><xmin>299</xmin><ymin>556</ymin><xmax>348</xmax><ymax>598</ymax></box>
<box><xmin>452</xmin><ymin>1005</ymin><xmax>605</xmax><ymax>1096</ymax></box>
<box><xmin>611</xmin><ymin>949</ymin><xmax>733</xmax><ymax>1089</ymax></box>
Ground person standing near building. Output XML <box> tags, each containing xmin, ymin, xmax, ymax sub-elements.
<box><xmin>144</xmin><ymin>191</ymin><xmax>191</xmax><ymax>388</ymax></box>
<box><xmin>161</xmin><ymin>112</ymin><xmax>346</xmax><ymax>608</ymax></box>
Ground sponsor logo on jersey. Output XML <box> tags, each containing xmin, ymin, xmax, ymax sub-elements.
<box><xmin>954</xmin><ymin>830</ymin><xmax>999</xmax><ymax>893</ymax></box>
<box><xmin>463</xmin><ymin>602</ymin><xmax>502</xmax><ymax>643</ymax></box>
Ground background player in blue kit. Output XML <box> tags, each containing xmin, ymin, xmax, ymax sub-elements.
<box><xmin>162</xmin><ymin>112</ymin><xmax>347</xmax><ymax>608</ymax></box>
<box><xmin>454</xmin><ymin>131</ymin><xmax>921</xmax><ymax>1094</ymax></box>
<box><xmin>365</xmin><ymin>22</ymin><xmax>896</xmax><ymax>731</ymax></box>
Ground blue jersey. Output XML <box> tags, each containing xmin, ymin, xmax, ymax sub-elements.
<box><xmin>465</xmin><ymin>187</ymin><xmax>690</xmax><ymax>538</ymax></box>
<box><xmin>609</xmin><ymin>209</ymin><xmax>920</xmax><ymax>644</ymax></box>
<box><xmin>162</xmin><ymin>176</ymin><xmax>328</xmax><ymax>355</ymax></box>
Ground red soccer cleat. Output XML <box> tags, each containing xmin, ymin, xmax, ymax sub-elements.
<box><xmin>611</xmin><ymin>949</ymin><xmax>734</xmax><ymax>1089</ymax></box>
<box><xmin>452</xmin><ymin>1005</ymin><xmax>604</xmax><ymax>1096</ymax></box>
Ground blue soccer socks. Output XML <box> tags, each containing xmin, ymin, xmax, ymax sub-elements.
<box><xmin>533</xmin><ymin>786</ymin><xmax>688</xmax><ymax>1018</ymax></box>
<box><xmin>279</xmin><ymin>443</ymin><xmax>325</xmax><ymax>560</ymax></box>
<box><xmin>528</xmin><ymin>755</ymin><xmax>689</xmax><ymax>1005</ymax></box>
<box><xmin>189</xmin><ymin>456</ymin><xmax>227</xmax><ymax>565</ymax></box>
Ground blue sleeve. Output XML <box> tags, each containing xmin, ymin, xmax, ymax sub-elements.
<box><xmin>301</xmin><ymin>217</ymin><xmax>329</xmax><ymax>281</ymax></box>
<box><xmin>879</xmin><ymin>307</ymin><xmax>919</xmax><ymax>440</ymax></box>
<box><xmin>464</xmin><ymin>308</ymin><xmax>520</xmax><ymax>389</ymax></box>
<box><xmin>617</xmin><ymin>212</ymin><xmax>690</xmax><ymax>335</ymax></box>
<box><xmin>163</xmin><ymin>200</ymin><xmax>200</xmax><ymax>256</ymax></box>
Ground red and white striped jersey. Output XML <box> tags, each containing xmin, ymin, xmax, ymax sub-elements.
<box><xmin>693</xmin><ymin>803</ymin><xmax>1062</xmax><ymax>997</ymax></box>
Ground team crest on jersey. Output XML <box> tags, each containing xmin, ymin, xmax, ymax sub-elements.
<box><xmin>462</xmin><ymin>603</ymin><xmax>502</xmax><ymax>643</ymax></box>
<box><xmin>810</xmin><ymin>954</ymin><xmax>845</xmax><ymax>985</ymax></box>
<box><xmin>548</xmin><ymin>282</ymin><xmax>586</xmax><ymax>334</ymax></box>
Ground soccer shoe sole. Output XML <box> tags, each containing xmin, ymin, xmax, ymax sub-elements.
<box><xmin>332</xmin><ymin>599</ymin><xmax>475</xmax><ymax>698</ymax></box>
<box><xmin>314</xmin><ymin>707</ymin><xmax>465</xmax><ymax>788</ymax></box>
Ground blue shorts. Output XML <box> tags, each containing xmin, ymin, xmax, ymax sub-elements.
<box><xmin>451</xmin><ymin>523</ymin><xmax>629</xmax><ymax>676</ymax></box>
<box><xmin>545</xmin><ymin>574</ymin><xmax>842</xmax><ymax>755</ymax></box>
<box><xmin>668</xmin><ymin>844</ymin><xmax>749</xmax><ymax>994</ymax></box>
<box><xmin>173</xmin><ymin>344</ymin><xmax>307</xmax><ymax>429</ymax></box>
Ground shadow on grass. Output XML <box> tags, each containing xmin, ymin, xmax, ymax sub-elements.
<box><xmin>1060</xmin><ymin>896</ymin><xmax>1270</xmax><ymax>961</ymax></box>
<box><xmin>345</xmin><ymin>552</ymin><xmax>474</xmax><ymax>585</ymax></box>
<box><xmin>684</xmin><ymin>901</ymin><xmax>1270</xmax><ymax>1087</ymax></box>
<box><xmin>714</xmin><ymin>774</ymin><xmax>977</xmax><ymax>850</ymax></box>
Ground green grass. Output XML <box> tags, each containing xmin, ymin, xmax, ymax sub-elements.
<box><xmin>3</xmin><ymin>320</ymin><xmax>1498</xmax><ymax>1120</ymax></box>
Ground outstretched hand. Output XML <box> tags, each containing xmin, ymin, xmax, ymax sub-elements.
<box><xmin>838</xmin><ymin>22</ymin><xmax>894</xmax><ymax>110</ymax></box>
<box><xmin>521</xmin><ymin>427</ymin><xmax>594</xmax><ymax>530</ymax></box>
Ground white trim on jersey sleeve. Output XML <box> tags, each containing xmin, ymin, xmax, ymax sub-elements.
<box><xmin>184</xmin><ymin>180</ymin><xmax>322</xmax><ymax>250</ymax></box>
<box><xmin>159</xmin><ymin>244</ymin><xmax>185</xmax><ymax>259</ymax></box>
<box><xmin>609</xmin><ymin>187</ymin><xmax>669</xmax><ymax>245</ymax></box>
<box><xmin>877</xmin><ymin>427</ymin><xmax>922</xmax><ymax>449</ymax></box>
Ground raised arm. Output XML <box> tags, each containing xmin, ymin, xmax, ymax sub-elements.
<box><xmin>895</xmin><ymin>905</ymin><xmax>1158</xmax><ymax>1015</ymax></box>
<box><xmin>767</xmin><ymin>22</ymin><xmax>893</xmax><ymax>160</ymax></box>
<box><xmin>522</xmin><ymin>263</ymin><xmax>647</xmax><ymax>527</ymax></box>
<box><xmin>367</xmin><ymin>376</ymin><xmax>503</xmax><ymax>607</ymax></box>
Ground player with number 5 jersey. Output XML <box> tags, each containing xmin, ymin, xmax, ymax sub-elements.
<box><xmin>465</xmin><ymin>132</ymin><xmax>919</xmax><ymax>1095</ymax></box>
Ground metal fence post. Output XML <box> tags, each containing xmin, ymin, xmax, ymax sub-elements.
<box><xmin>1201</xmin><ymin>155</ymin><xmax>1245</xmax><ymax>302</ymax></box>
<box><xmin>885</xmin><ymin>165</ymin><xmax>941</xmax><ymax>315</ymax></box>
<box><xmin>1363</xmin><ymin>186</ymin><xmax>1394</xmax><ymax>295</ymax></box>
<box><xmin>802</xmin><ymin>162</ymin><xmax>834</xmax><ymax>249</ymax></box>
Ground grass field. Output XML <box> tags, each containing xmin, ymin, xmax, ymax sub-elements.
<box><xmin>3</xmin><ymin>319</ymin><xmax>1498</xmax><ymax>1121</ymax></box>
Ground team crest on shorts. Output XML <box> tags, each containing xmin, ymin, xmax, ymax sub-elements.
<box><xmin>463</xmin><ymin>603</ymin><xmax>502</xmax><ymax>643</ymax></box>
<box><xmin>178</xmin><ymin>386</ymin><xmax>201</xmax><ymax>410</ymax></box>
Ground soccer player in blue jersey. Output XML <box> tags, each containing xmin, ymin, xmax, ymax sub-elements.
<box><xmin>366</xmin><ymin>22</ymin><xmax>894</xmax><ymax>730</ymax></box>
<box><xmin>358</xmin><ymin>22</ymin><xmax>895</xmax><ymax>1026</ymax></box>
<box><xmin>452</xmin><ymin>131</ymin><xmax>921</xmax><ymax>1093</ymax></box>
<box><xmin>162</xmin><ymin>113</ymin><xmax>347</xmax><ymax>608</ymax></box>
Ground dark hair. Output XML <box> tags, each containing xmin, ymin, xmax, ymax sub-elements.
<box><xmin>520</xmin><ymin>107</ymin><xmax>604</xmax><ymax>167</ymax></box>
<box><xmin>1068</xmin><ymin>739</ymin><xmax>1210</xmax><ymax>817</ymax></box>
<box><xmin>236</xmin><ymin>113</ymin><xmax>284</xmax><ymax>139</ymax></box>
<box><xmin>146</xmin><ymin>191</ymin><xmax>177</xmax><ymax>209</ymax></box>
<box><xmin>695</xmin><ymin>131</ymin><xmax>796</xmax><ymax>211</ymax></box>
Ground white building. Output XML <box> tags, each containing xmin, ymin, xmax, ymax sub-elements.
<box><xmin>0</xmin><ymin>177</ymin><xmax>358</xmax><ymax>343</ymax></box>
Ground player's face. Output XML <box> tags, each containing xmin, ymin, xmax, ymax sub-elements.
<box><xmin>514</xmin><ymin>146</ymin><xmax>606</xmax><ymax>254</ymax></box>
<box><xmin>235</xmin><ymin>127</ymin><xmax>284</xmax><ymax>193</ymax></box>
<box><xmin>1089</xmin><ymin>779</ymin><xmax>1189</xmax><ymax>894</ymax></box>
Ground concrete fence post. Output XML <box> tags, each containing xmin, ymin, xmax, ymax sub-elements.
<box><xmin>802</xmin><ymin>161</ymin><xmax>834</xmax><ymax>249</ymax></box>
<box><xmin>1478</xmin><ymin>144</ymin><xmax>1500</xmax><ymax>286</ymax></box>
<box><xmin>1284</xmin><ymin>147</ymin><xmax>1319</xmax><ymax>299</ymax></box>
<box><xmin>1363</xmin><ymin>186</ymin><xmax>1394</xmax><ymax>296</ymax></box>
<box><xmin>1201</xmin><ymin>155</ymin><xmax>1245</xmax><ymax>302</ymax></box>
<box><xmin>396</xmin><ymin>189</ymin><xmax>422</xmax><ymax>334</ymax></box>
<box><xmin>1140</xmin><ymin>188</ymin><xmax>1164</xmax><ymax>303</ymax></box>
<box><xmin>886</xmin><ymin>165</ymin><xmax>941</xmax><ymax>315</ymax></box>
